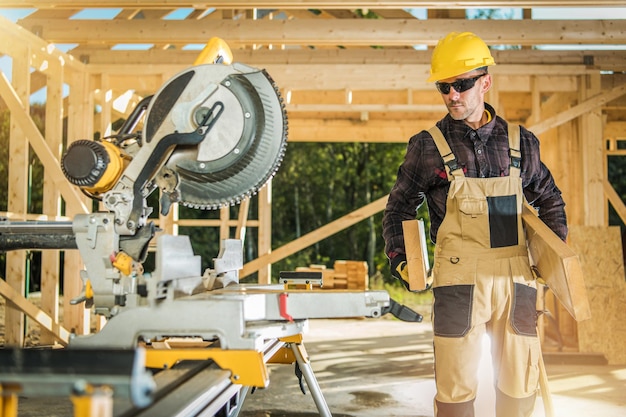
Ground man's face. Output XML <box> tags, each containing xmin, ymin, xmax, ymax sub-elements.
<box><xmin>436</xmin><ymin>70</ymin><xmax>491</xmax><ymax>122</ymax></box>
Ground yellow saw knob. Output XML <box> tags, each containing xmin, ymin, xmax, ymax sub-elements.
<box><xmin>112</xmin><ymin>252</ymin><xmax>134</xmax><ymax>276</ymax></box>
<box><xmin>61</xmin><ymin>140</ymin><xmax>130</xmax><ymax>196</ymax></box>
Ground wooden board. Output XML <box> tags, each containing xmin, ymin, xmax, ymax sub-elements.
<box><xmin>401</xmin><ymin>219</ymin><xmax>430</xmax><ymax>291</ymax></box>
<box><xmin>0</xmin><ymin>279</ymin><xmax>70</xmax><ymax>346</ymax></box>
<box><xmin>522</xmin><ymin>205</ymin><xmax>591</xmax><ymax>322</ymax></box>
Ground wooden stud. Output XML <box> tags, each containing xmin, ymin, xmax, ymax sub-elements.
<box><xmin>5</xmin><ymin>46</ymin><xmax>31</xmax><ymax>347</ymax></box>
<box><xmin>39</xmin><ymin>57</ymin><xmax>64</xmax><ymax>346</ymax></box>
<box><xmin>257</xmin><ymin>181</ymin><xmax>272</xmax><ymax>284</ymax></box>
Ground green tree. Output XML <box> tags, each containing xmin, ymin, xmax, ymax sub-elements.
<box><xmin>270</xmin><ymin>141</ymin><xmax>411</xmax><ymax>282</ymax></box>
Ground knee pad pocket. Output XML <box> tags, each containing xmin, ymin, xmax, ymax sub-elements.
<box><xmin>511</xmin><ymin>283</ymin><xmax>538</xmax><ymax>336</ymax></box>
<box><xmin>433</xmin><ymin>285</ymin><xmax>474</xmax><ymax>337</ymax></box>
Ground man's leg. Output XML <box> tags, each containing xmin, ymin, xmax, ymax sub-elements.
<box><xmin>490</xmin><ymin>266</ymin><xmax>540</xmax><ymax>417</ymax></box>
<box><xmin>432</xmin><ymin>324</ymin><xmax>484</xmax><ymax>417</ymax></box>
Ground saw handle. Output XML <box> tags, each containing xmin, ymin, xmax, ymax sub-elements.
<box><xmin>194</xmin><ymin>37</ymin><xmax>233</xmax><ymax>65</ymax></box>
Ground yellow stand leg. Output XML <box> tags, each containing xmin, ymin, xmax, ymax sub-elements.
<box><xmin>71</xmin><ymin>384</ymin><xmax>113</xmax><ymax>417</ymax></box>
<box><xmin>0</xmin><ymin>385</ymin><xmax>19</xmax><ymax>417</ymax></box>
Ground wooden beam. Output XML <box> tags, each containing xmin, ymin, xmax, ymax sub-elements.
<box><xmin>579</xmin><ymin>73</ymin><xmax>605</xmax><ymax>227</ymax></box>
<box><xmin>605</xmin><ymin>121</ymin><xmax>626</xmax><ymax>141</ymax></box>
<box><xmin>235</xmin><ymin>197</ymin><xmax>250</xmax><ymax>241</ymax></box>
<box><xmin>173</xmin><ymin>219</ymin><xmax>260</xmax><ymax>227</ymax></box>
<box><xmin>63</xmin><ymin>70</ymin><xmax>93</xmax><ymax>336</ymax></box>
<box><xmin>240</xmin><ymin>194</ymin><xmax>388</xmax><ymax>278</ymax></box>
<box><xmin>219</xmin><ymin>206</ymin><xmax>230</xmax><ymax>241</ymax></box>
<box><xmin>257</xmin><ymin>183</ymin><xmax>272</xmax><ymax>284</ymax></box>
<box><xmin>287</xmin><ymin>103</ymin><xmax>447</xmax><ymax>112</ymax></box>
<box><xmin>5</xmin><ymin>49</ymin><xmax>31</xmax><ymax>347</ymax></box>
<box><xmin>71</xmin><ymin>48</ymin><xmax>626</xmax><ymax>71</ymax></box>
<box><xmin>0</xmin><ymin>16</ymin><xmax>86</xmax><ymax>73</ymax></box>
<box><xmin>3</xmin><ymin>1</ymin><xmax>625</xmax><ymax>8</ymax></box>
<box><xmin>528</xmin><ymin>83</ymin><xmax>626</xmax><ymax>135</ymax></box>
<box><xmin>40</xmin><ymin>56</ymin><xmax>64</xmax><ymax>346</ymax></box>
<box><xmin>604</xmin><ymin>179</ymin><xmax>626</xmax><ymax>226</ymax></box>
<box><xmin>0</xmin><ymin>279</ymin><xmax>70</xmax><ymax>346</ymax></box>
<box><xmin>85</xmin><ymin>63</ymin><xmax>588</xmax><ymax>94</ymax></box>
<box><xmin>16</xmin><ymin>18</ymin><xmax>626</xmax><ymax>46</ymax></box>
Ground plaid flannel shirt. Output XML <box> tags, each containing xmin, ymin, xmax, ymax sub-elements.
<box><xmin>383</xmin><ymin>103</ymin><xmax>568</xmax><ymax>257</ymax></box>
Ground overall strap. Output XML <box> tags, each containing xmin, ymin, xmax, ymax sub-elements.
<box><xmin>508</xmin><ymin>123</ymin><xmax>522</xmax><ymax>178</ymax></box>
<box><xmin>428</xmin><ymin>126</ymin><xmax>464</xmax><ymax>180</ymax></box>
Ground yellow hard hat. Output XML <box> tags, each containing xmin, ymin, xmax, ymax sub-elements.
<box><xmin>427</xmin><ymin>32</ymin><xmax>496</xmax><ymax>82</ymax></box>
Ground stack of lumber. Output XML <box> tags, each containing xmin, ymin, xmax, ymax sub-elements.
<box><xmin>295</xmin><ymin>260</ymin><xmax>368</xmax><ymax>290</ymax></box>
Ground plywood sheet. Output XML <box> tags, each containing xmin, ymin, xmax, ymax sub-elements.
<box><xmin>569</xmin><ymin>225</ymin><xmax>626</xmax><ymax>365</ymax></box>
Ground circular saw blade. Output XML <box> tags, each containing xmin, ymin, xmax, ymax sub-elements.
<box><xmin>150</xmin><ymin>63</ymin><xmax>287</xmax><ymax>210</ymax></box>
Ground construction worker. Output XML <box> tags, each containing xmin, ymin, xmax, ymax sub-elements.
<box><xmin>382</xmin><ymin>32</ymin><xmax>567</xmax><ymax>417</ymax></box>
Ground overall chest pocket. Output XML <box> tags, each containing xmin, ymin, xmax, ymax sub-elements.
<box><xmin>459</xmin><ymin>197</ymin><xmax>487</xmax><ymax>217</ymax></box>
<box><xmin>458</xmin><ymin>196</ymin><xmax>490</xmax><ymax>247</ymax></box>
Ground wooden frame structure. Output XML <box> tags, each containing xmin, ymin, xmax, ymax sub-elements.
<box><xmin>1</xmin><ymin>2</ymin><xmax>626</xmax><ymax>360</ymax></box>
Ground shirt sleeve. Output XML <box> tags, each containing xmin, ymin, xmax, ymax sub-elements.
<box><xmin>382</xmin><ymin>133</ymin><xmax>428</xmax><ymax>256</ymax></box>
<box><xmin>520</xmin><ymin>127</ymin><xmax>568</xmax><ymax>241</ymax></box>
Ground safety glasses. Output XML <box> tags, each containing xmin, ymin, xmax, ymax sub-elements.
<box><xmin>436</xmin><ymin>73</ymin><xmax>487</xmax><ymax>95</ymax></box>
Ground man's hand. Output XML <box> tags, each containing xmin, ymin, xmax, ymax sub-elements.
<box><xmin>390</xmin><ymin>253</ymin><xmax>410</xmax><ymax>290</ymax></box>
<box><xmin>390</xmin><ymin>253</ymin><xmax>433</xmax><ymax>292</ymax></box>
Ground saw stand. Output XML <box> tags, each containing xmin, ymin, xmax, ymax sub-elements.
<box><xmin>280</xmin><ymin>333</ymin><xmax>333</xmax><ymax>417</ymax></box>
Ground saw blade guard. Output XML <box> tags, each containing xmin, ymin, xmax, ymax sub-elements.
<box><xmin>146</xmin><ymin>62</ymin><xmax>288</xmax><ymax>210</ymax></box>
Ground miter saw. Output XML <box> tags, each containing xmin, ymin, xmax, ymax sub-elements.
<box><xmin>55</xmin><ymin>54</ymin><xmax>290</xmax><ymax>319</ymax></box>
<box><xmin>0</xmin><ymin>40</ymin><xmax>420</xmax><ymax>416</ymax></box>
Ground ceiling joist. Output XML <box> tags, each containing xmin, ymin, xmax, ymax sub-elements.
<box><xmin>16</xmin><ymin>18</ymin><xmax>626</xmax><ymax>46</ymax></box>
<box><xmin>71</xmin><ymin>48</ymin><xmax>626</xmax><ymax>72</ymax></box>
<box><xmin>3</xmin><ymin>0</ymin><xmax>626</xmax><ymax>8</ymax></box>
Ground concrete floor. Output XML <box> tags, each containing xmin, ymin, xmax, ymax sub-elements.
<box><xmin>239</xmin><ymin>318</ymin><xmax>626</xmax><ymax>417</ymax></box>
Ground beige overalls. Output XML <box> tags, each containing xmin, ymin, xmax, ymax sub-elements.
<box><xmin>429</xmin><ymin>124</ymin><xmax>541</xmax><ymax>417</ymax></box>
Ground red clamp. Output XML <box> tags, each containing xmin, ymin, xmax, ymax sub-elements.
<box><xmin>279</xmin><ymin>292</ymin><xmax>294</xmax><ymax>322</ymax></box>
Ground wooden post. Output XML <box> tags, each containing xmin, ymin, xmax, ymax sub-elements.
<box><xmin>220</xmin><ymin>206</ymin><xmax>230</xmax><ymax>241</ymax></box>
<box><xmin>5</xmin><ymin>45</ymin><xmax>31</xmax><ymax>347</ymax></box>
<box><xmin>236</xmin><ymin>197</ymin><xmax>250</xmax><ymax>241</ymax></box>
<box><xmin>39</xmin><ymin>57</ymin><xmax>64</xmax><ymax>346</ymax></box>
<box><xmin>579</xmin><ymin>73</ymin><xmax>605</xmax><ymax>226</ymax></box>
<box><xmin>257</xmin><ymin>181</ymin><xmax>272</xmax><ymax>284</ymax></box>
<box><xmin>63</xmin><ymin>69</ymin><xmax>92</xmax><ymax>336</ymax></box>
<box><xmin>99</xmin><ymin>73</ymin><xmax>113</xmax><ymax>139</ymax></box>
<box><xmin>158</xmin><ymin>202</ymin><xmax>176</xmax><ymax>235</ymax></box>
<box><xmin>487</xmin><ymin>74</ymin><xmax>500</xmax><ymax>117</ymax></box>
